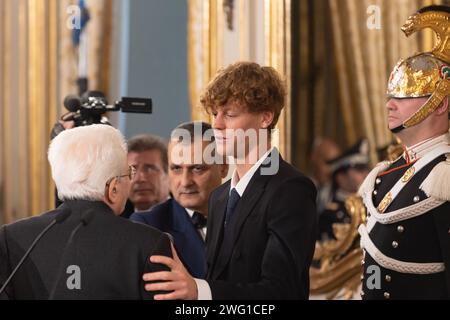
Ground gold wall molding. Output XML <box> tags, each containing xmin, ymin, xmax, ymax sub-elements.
<box><xmin>1</xmin><ymin>0</ymin><xmax>112</xmax><ymax>223</ymax></box>
<box><xmin>188</xmin><ymin>0</ymin><xmax>224</xmax><ymax>123</ymax></box>
<box><xmin>264</xmin><ymin>0</ymin><xmax>292</xmax><ymax>161</ymax></box>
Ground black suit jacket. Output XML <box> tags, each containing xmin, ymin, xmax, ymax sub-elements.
<box><xmin>206</xmin><ymin>149</ymin><xmax>317</xmax><ymax>299</ymax></box>
<box><xmin>0</xmin><ymin>200</ymin><xmax>171</xmax><ymax>300</ymax></box>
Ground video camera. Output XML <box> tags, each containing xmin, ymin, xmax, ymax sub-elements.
<box><xmin>61</xmin><ymin>90</ymin><xmax>152</xmax><ymax>127</ymax></box>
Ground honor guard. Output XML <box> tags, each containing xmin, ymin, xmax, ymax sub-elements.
<box><xmin>359</xmin><ymin>5</ymin><xmax>450</xmax><ymax>299</ymax></box>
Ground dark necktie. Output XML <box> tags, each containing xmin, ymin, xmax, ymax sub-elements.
<box><xmin>225</xmin><ymin>188</ymin><xmax>240</xmax><ymax>227</ymax></box>
<box><xmin>191</xmin><ymin>211</ymin><xmax>207</xmax><ymax>229</ymax></box>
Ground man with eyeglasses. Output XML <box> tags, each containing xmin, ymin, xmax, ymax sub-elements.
<box><xmin>0</xmin><ymin>124</ymin><xmax>172</xmax><ymax>299</ymax></box>
<box><xmin>122</xmin><ymin>134</ymin><xmax>170</xmax><ymax>218</ymax></box>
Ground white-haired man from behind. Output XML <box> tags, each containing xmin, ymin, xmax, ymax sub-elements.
<box><xmin>49</xmin><ymin>124</ymin><xmax>131</xmax><ymax>215</ymax></box>
<box><xmin>0</xmin><ymin>124</ymin><xmax>172</xmax><ymax>300</ymax></box>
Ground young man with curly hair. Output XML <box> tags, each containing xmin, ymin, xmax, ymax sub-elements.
<box><xmin>143</xmin><ymin>62</ymin><xmax>318</xmax><ymax>300</ymax></box>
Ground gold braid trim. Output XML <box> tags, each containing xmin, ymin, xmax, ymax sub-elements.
<box><xmin>404</xmin><ymin>79</ymin><xmax>450</xmax><ymax>128</ymax></box>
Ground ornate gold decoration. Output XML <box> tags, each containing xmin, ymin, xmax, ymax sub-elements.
<box><xmin>401</xmin><ymin>166</ymin><xmax>416</xmax><ymax>183</ymax></box>
<box><xmin>377</xmin><ymin>192</ymin><xmax>393</xmax><ymax>213</ymax></box>
<box><xmin>387</xmin><ymin>53</ymin><xmax>446</xmax><ymax>98</ymax></box>
<box><xmin>387</xmin><ymin>6</ymin><xmax>450</xmax><ymax>128</ymax></box>
<box><xmin>310</xmin><ymin>195</ymin><xmax>366</xmax><ymax>299</ymax></box>
<box><xmin>401</xmin><ymin>8</ymin><xmax>450</xmax><ymax>64</ymax></box>
<box><xmin>403</xmin><ymin>76</ymin><xmax>450</xmax><ymax>127</ymax></box>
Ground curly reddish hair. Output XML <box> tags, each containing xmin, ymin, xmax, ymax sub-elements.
<box><xmin>200</xmin><ymin>62</ymin><xmax>286</xmax><ymax>129</ymax></box>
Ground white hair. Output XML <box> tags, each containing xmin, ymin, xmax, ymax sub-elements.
<box><xmin>48</xmin><ymin>124</ymin><xmax>127</xmax><ymax>201</ymax></box>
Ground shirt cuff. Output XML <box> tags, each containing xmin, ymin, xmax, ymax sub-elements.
<box><xmin>194</xmin><ymin>278</ymin><xmax>212</xmax><ymax>300</ymax></box>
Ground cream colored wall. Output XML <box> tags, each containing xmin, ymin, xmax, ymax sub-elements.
<box><xmin>222</xmin><ymin>0</ymin><xmax>265</xmax><ymax>66</ymax></box>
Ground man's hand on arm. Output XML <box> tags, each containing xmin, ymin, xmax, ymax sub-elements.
<box><xmin>143</xmin><ymin>242</ymin><xmax>199</xmax><ymax>300</ymax></box>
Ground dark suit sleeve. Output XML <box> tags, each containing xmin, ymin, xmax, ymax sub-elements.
<box><xmin>140</xmin><ymin>233</ymin><xmax>173</xmax><ymax>299</ymax></box>
<box><xmin>208</xmin><ymin>177</ymin><xmax>318</xmax><ymax>299</ymax></box>
<box><xmin>0</xmin><ymin>226</ymin><xmax>12</xmax><ymax>300</ymax></box>
<box><xmin>433</xmin><ymin>204</ymin><xmax>450</xmax><ymax>298</ymax></box>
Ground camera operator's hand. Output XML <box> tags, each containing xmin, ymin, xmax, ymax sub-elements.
<box><xmin>50</xmin><ymin>115</ymin><xmax>76</xmax><ymax>140</ymax></box>
<box><xmin>143</xmin><ymin>243</ymin><xmax>199</xmax><ymax>300</ymax></box>
<box><xmin>60</xmin><ymin>119</ymin><xmax>75</xmax><ymax>129</ymax></box>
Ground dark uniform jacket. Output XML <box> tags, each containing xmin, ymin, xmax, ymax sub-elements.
<box><xmin>360</xmin><ymin>148</ymin><xmax>450</xmax><ymax>300</ymax></box>
<box><xmin>0</xmin><ymin>200</ymin><xmax>171</xmax><ymax>300</ymax></box>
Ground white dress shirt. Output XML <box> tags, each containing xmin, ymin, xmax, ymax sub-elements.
<box><xmin>194</xmin><ymin>147</ymin><xmax>274</xmax><ymax>300</ymax></box>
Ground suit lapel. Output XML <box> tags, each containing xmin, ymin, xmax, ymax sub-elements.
<box><xmin>170</xmin><ymin>200</ymin><xmax>207</xmax><ymax>277</ymax></box>
<box><xmin>206</xmin><ymin>183</ymin><xmax>229</xmax><ymax>278</ymax></box>
<box><xmin>172</xmin><ymin>203</ymin><xmax>204</xmax><ymax>246</ymax></box>
<box><xmin>211</xmin><ymin>150</ymin><xmax>281</xmax><ymax>279</ymax></box>
<box><xmin>212</xmin><ymin>172</ymin><xmax>270</xmax><ymax>279</ymax></box>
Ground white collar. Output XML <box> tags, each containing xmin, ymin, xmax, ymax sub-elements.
<box><xmin>230</xmin><ymin>147</ymin><xmax>275</xmax><ymax>196</ymax></box>
<box><xmin>404</xmin><ymin>132</ymin><xmax>450</xmax><ymax>161</ymax></box>
<box><xmin>185</xmin><ymin>208</ymin><xmax>195</xmax><ymax>218</ymax></box>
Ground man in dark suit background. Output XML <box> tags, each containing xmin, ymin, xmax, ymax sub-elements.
<box><xmin>121</xmin><ymin>134</ymin><xmax>170</xmax><ymax>219</ymax></box>
<box><xmin>131</xmin><ymin>121</ymin><xmax>228</xmax><ymax>278</ymax></box>
<box><xmin>0</xmin><ymin>124</ymin><xmax>171</xmax><ymax>299</ymax></box>
<box><xmin>143</xmin><ymin>62</ymin><xmax>317</xmax><ymax>300</ymax></box>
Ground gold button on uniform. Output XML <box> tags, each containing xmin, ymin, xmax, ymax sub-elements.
<box><xmin>384</xmin><ymin>292</ymin><xmax>390</xmax><ymax>299</ymax></box>
<box><xmin>392</xmin><ymin>241</ymin><xmax>399</xmax><ymax>248</ymax></box>
<box><xmin>397</xmin><ymin>225</ymin><xmax>404</xmax><ymax>233</ymax></box>
<box><xmin>385</xmin><ymin>275</ymin><xmax>392</xmax><ymax>282</ymax></box>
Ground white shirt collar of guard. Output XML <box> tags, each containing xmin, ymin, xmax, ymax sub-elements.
<box><xmin>404</xmin><ymin>132</ymin><xmax>450</xmax><ymax>161</ymax></box>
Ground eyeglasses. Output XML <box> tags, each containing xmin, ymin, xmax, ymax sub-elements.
<box><xmin>105</xmin><ymin>165</ymin><xmax>136</xmax><ymax>189</ymax></box>
<box><xmin>122</xmin><ymin>165</ymin><xmax>137</xmax><ymax>180</ymax></box>
<box><xmin>133</xmin><ymin>164</ymin><xmax>162</xmax><ymax>175</ymax></box>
